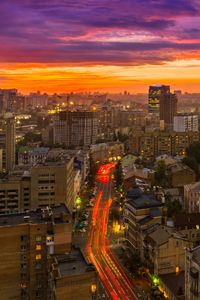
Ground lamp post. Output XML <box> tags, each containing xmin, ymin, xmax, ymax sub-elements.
<box><xmin>91</xmin><ymin>284</ymin><xmax>97</xmax><ymax>300</ymax></box>
<box><xmin>75</xmin><ymin>196</ymin><xmax>82</xmax><ymax>229</ymax></box>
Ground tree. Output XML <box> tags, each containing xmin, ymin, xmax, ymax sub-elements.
<box><xmin>182</xmin><ymin>156</ymin><xmax>199</xmax><ymax>179</ymax></box>
<box><xmin>117</xmin><ymin>132</ymin><xmax>129</xmax><ymax>142</ymax></box>
<box><xmin>167</xmin><ymin>199</ymin><xmax>182</xmax><ymax>217</ymax></box>
<box><xmin>114</xmin><ymin>161</ymin><xmax>123</xmax><ymax>189</ymax></box>
<box><xmin>87</xmin><ymin>155</ymin><xmax>97</xmax><ymax>189</ymax></box>
<box><xmin>186</xmin><ymin>142</ymin><xmax>200</xmax><ymax>163</ymax></box>
<box><xmin>155</xmin><ymin>160</ymin><xmax>167</xmax><ymax>187</ymax></box>
<box><xmin>17</xmin><ymin>132</ymin><xmax>42</xmax><ymax>146</ymax></box>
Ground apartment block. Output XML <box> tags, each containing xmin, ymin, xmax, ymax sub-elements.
<box><xmin>0</xmin><ymin>205</ymin><xmax>72</xmax><ymax>300</ymax></box>
<box><xmin>129</xmin><ymin>130</ymin><xmax>200</xmax><ymax>159</ymax></box>
<box><xmin>174</xmin><ymin>115</ymin><xmax>199</xmax><ymax>132</ymax></box>
<box><xmin>123</xmin><ymin>186</ymin><xmax>165</xmax><ymax>255</ymax></box>
<box><xmin>0</xmin><ymin>154</ymin><xmax>75</xmax><ymax>214</ymax></box>
<box><xmin>184</xmin><ymin>182</ymin><xmax>200</xmax><ymax>213</ymax></box>
<box><xmin>53</xmin><ymin>110</ymin><xmax>99</xmax><ymax>147</ymax></box>
<box><xmin>30</xmin><ymin>158</ymin><xmax>74</xmax><ymax>212</ymax></box>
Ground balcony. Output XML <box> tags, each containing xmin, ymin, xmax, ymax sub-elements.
<box><xmin>190</xmin><ymin>287</ymin><xmax>199</xmax><ymax>297</ymax></box>
<box><xmin>190</xmin><ymin>267</ymin><xmax>199</xmax><ymax>279</ymax></box>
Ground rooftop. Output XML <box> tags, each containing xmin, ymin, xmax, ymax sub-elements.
<box><xmin>126</xmin><ymin>188</ymin><xmax>163</xmax><ymax>209</ymax></box>
<box><xmin>188</xmin><ymin>181</ymin><xmax>200</xmax><ymax>191</ymax></box>
<box><xmin>160</xmin><ymin>272</ymin><xmax>185</xmax><ymax>300</ymax></box>
<box><xmin>56</xmin><ymin>248</ymin><xmax>96</xmax><ymax>277</ymax></box>
<box><xmin>191</xmin><ymin>246</ymin><xmax>200</xmax><ymax>265</ymax></box>
<box><xmin>174</xmin><ymin>213</ymin><xmax>200</xmax><ymax>230</ymax></box>
<box><xmin>0</xmin><ymin>204</ymin><xmax>70</xmax><ymax>226</ymax></box>
<box><xmin>147</xmin><ymin>226</ymin><xmax>171</xmax><ymax>246</ymax></box>
<box><xmin>167</xmin><ymin>163</ymin><xmax>193</xmax><ymax>174</ymax></box>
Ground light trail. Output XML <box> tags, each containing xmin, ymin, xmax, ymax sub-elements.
<box><xmin>87</xmin><ymin>164</ymin><xmax>137</xmax><ymax>300</ymax></box>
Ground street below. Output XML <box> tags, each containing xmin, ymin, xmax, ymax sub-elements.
<box><xmin>87</xmin><ymin>164</ymin><xmax>137</xmax><ymax>300</ymax></box>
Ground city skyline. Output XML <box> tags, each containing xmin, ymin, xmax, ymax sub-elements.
<box><xmin>0</xmin><ymin>0</ymin><xmax>200</xmax><ymax>93</ymax></box>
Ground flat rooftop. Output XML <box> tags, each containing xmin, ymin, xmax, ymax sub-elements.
<box><xmin>126</xmin><ymin>193</ymin><xmax>163</xmax><ymax>209</ymax></box>
<box><xmin>57</xmin><ymin>248</ymin><xmax>95</xmax><ymax>277</ymax></box>
<box><xmin>0</xmin><ymin>204</ymin><xmax>70</xmax><ymax>226</ymax></box>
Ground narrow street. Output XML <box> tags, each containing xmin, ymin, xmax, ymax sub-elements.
<box><xmin>87</xmin><ymin>164</ymin><xmax>138</xmax><ymax>300</ymax></box>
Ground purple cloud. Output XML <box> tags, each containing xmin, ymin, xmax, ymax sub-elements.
<box><xmin>0</xmin><ymin>0</ymin><xmax>199</xmax><ymax>65</ymax></box>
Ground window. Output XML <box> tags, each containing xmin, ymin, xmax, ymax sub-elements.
<box><xmin>36</xmin><ymin>245</ymin><xmax>41</xmax><ymax>251</ymax></box>
<box><xmin>35</xmin><ymin>236</ymin><xmax>42</xmax><ymax>242</ymax></box>
<box><xmin>21</xmin><ymin>235</ymin><xmax>28</xmax><ymax>242</ymax></box>
<box><xmin>46</xmin><ymin>236</ymin><xmax>53</xmax><ymax>243</ymax></box>
<box><xmin>35</xmin><ymin>262</ymin><xmax>41</xmax><ymax>269</ymax></box>
<box><xmin>21</xmin><ymin>263</ymin><xmax>27</xmax><ymax>270</ymax></box>
<box><xmin>36</xmin><ymin>254</ymin><xmax>42</xmax><ymax>260</ymax></box>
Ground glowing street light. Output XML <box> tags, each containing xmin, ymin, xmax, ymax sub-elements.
<box><xmin>75</xmin><ymin>196</ymin><xmax>82</xmax><ymax>206</ymax></box>
<box><xmin>152</xmin><ymin>274</ymin><xmax>160</xmax><ymax>286</ymax></box>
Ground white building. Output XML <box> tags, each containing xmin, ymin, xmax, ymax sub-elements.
<box><xmin>173</xmin><ymin>115</ymin><xmax>198</xmax><ymax>132</ymax></box>
<box><xmin>184</xmin><ymin>182</ymin><xmax>200</xmax><ymax>213</ymax></box>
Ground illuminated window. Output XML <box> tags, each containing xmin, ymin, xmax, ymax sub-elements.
<box><xmin>35</xmin><ymin>236</ymin><xmax>42</xmax><ymax>242</ymax></box>
<box><xmin>36</xmin><ymin>244</ymin><xmax>41</xmax><ymax>251</ymax></box>
<box><xmin>46</xmin><ymin>236</ymin><xmax>53</xmax><ymax>242</ymax></box>
<box><xmin>176</xmin><ymin>266</ymin><xmax>180</xmax><ymax>274</ymax></box>
<box><xmin>35</xmin><ymin>254</ymin><xmax>42</xmax><ymax>260</ymax></box>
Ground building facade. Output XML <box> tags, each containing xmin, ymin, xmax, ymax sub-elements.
<box><xmin>148</xmin><ymin>84</ymin><xmax>170</xmax><ymax>115</ymax></box>
<box><xmin>160</xmin><ymin>93</ymin><xmax>177</xmax><ymax>127</ymax></box>
<box><xmin>53</xmin><ymin>111</ymin><xmax>99</xmax><ymax>147</ymax></box>
<box><xmin>184</xmin><ymin>182</ymin><xmax>200</xmax><ymax>213</ymax></box>
<box><xmin>185</xmin><ymin>246</ymin><xmax>200</xmax><ymax>300</ymax></box>
<box><xmin>174</xmin><ymin>115</ymin><xmax>199</xmax><ymax>132</ymax></box>
<box><xmin>0</xmin><ymin>205</ymin><xmax>72</xmax><ymax>300</ymax></box>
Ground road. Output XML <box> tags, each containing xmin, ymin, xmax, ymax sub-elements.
<box><xmin>87</xmin><ymin>164</ymin><xmax>137</xmax><ymax>300</ymax></box>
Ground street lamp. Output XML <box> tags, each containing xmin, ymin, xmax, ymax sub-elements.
<box><xmin>91</xmin><ymin>284</ymin><xmax>97</xmax><ymax>300</ymax></box>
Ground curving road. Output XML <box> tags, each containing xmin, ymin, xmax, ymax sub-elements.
<box><xmin>87</xmin><ymin>164</ymin><xmax>137</xmax><ymax>300</ymax></box>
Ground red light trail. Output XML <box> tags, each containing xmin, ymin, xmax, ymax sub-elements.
<box><xmin>87</xmin><ymin>164</ymin><xmax>137</xmax><ymax>300</ymax></box>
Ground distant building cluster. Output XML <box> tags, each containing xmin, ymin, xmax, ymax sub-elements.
<box><xmin>0</xmin><ymin>85</ymin><xmax>200</xmax><ymax>300</ymax></box>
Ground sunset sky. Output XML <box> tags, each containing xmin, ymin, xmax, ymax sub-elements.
<box><xmin>0</xmin><ymin>0</ymin><xmax>200</xmax><ymax>93</ymax></box>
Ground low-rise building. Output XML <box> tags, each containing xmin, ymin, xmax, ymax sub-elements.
<box><xmin>51</xmin><ymin>249</ymin><xmax>98</xmax><ymax>300</ymax></box>
<box><xmin>185</xmin><ymin>246</ymin><xmax>200</xmax><ymax>300</ymax></box>
<box><xmin>173</xmin><ymin>213</ymin><xmax>200</xmax><ymax>248</ymax></box>
<box><xmin>166</xmin><ymin>163</ymin><xmax>196</xmax><ymax>187</ymax></box>
<box><xmin>144</xmin><ymin>225</ymin><xmax>188</xmax><ymax>275</ymax></box>
<box><xmin>90</xmin><ymin>141</ymin><xmax>124</xmax><ymax>164</ymax></box>
<box><xmin>18</xmin><ymin>147</ymin><xmax>49</xmax><ymax>166</ymax></box>
<box><xmin>184</xmin><ymin>182</ymin><xmax>200</xmax><ymax>213</ymax></box>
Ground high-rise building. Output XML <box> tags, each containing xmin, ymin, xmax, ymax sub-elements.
<box><xmin>0</xmin><ymin>114</ymin><xmax>16</xmax><ymax>172</ymax></box>
<box><xmin>160</xmin><ymin>93</ymin><xmax>178</xmax><ymax>126</ymax></box>
<box><xmin>5</xmin><ymin>114</ymin><xmax>16</xmax><ymax>171</ymax></box>
<box><xmin>0</xmin><ymin>89</ymin><xmax>17</xmax><ymax>114</ymax></box>
<box><xmin>174</xmin><ymin>115</ymin><xmax>198</xmax><ymax>132</ymax></box>
<box><xmin>0</xmin><ymin>205</ymin><xmax>72</xmax><ymax>300</ymax></box>
<box><xmin>148</xmin><ymin>84</ymin><xmax>170</xmax><ymax>114</ymax></box>
<box><xmin>53</xmin><ymin>111</ymin><xmax>99</xmax><ymax>147</ymax></box>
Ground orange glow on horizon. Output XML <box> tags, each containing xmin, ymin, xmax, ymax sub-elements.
<box><xmin>1</xmin><ymin>60</ymin><xmax>200</xmax><ymax>94</ymax></box>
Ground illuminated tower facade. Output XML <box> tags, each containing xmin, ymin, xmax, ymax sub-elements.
<box><xmin>148</xmin><ymin>84</ymin><xmax>170</xmax><ymax>115</ymax></box>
